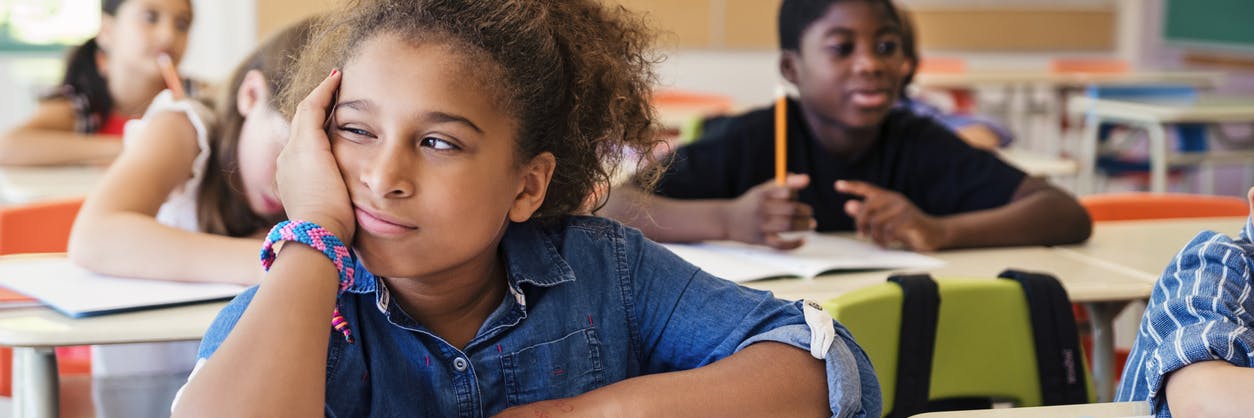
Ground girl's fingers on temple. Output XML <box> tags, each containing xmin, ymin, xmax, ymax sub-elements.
<box><xmin>294</xmin><ymin>69</ymin><xmax>342</xmax><ymax>137</ymax></box>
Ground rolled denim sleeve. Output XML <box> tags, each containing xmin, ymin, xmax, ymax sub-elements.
<box><xmin>196</xmin><ymin>286</ymin><xmax>259</xmax><ymax>359</ymax></box>
<box><xmin>628</xmin><ymin>232</ymin><xmax>880</xmax><ymax>418</ymax></box>
<box><xmin>1115</xmin><ymin>217</ymin><xmax>1254</xmax><ymax>417</ymax></box>
<box><xmin>736</xmin><ymin>317</ymin><xmax>881</xmax><ymax>418</ymax></box>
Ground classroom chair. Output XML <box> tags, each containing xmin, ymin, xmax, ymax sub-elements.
<box><xmin>0</xmin><ymin>197</ymin><xmax>92</xmax><ymax>397</ymax></box>
<box><xmin>1081</xmin><ymin>192</ymin><xmax>1249</xmax><ymax>222</ymax></box>
<box><xmin>825</xmin><ymin>273</ymin><xmax>1093</xmax><ymax>418</ymax></box>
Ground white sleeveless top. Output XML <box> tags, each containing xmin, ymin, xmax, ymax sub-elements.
<box><xmin>93</xmin><ymin>90</ymin><xmax>217</xmax><ymax>377</ymax></box>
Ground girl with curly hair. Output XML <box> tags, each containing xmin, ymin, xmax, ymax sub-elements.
<box><xmin>171</xmin><ymin>1</ymin><xmax>879</xmax><ymax>416</ymax></box>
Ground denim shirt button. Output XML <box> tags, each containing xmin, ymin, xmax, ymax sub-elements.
<box><xmin>453</xmin><ymin>357</ymin><xmax>468</xmax><ymax>372</ymax></box>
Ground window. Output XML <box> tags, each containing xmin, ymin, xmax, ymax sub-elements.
<box><xmin>0</xmin><ymin>0</ymin><xmax>98</xmax><ymax>52</ymax></box>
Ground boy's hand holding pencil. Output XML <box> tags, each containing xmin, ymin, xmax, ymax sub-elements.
<box><xmin>724</xmin><ymin>174</ymin><xmax>816</xmax><ymax>250</ymax></box>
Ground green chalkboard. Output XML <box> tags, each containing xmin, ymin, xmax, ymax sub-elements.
<box><xmin>1164</xmin><ymin>0</ymin><xmax>1254</xmax><ymax>52</ymax></box>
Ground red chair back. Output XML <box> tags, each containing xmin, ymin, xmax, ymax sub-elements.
<box><xmin>1081</xmin><ymin>193</ymin><xmax>1248</xmax><ymax>222</ymax></box>
<box><xmin>0</xmin><ymin>197</ymin><xmax>91</xmax><ymax>396</ymax></box>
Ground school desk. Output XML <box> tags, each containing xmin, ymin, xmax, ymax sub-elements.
<box><xmin>1057</xmin><ymin>216</ymin><xmax>1248</xmax><ymax>281</ymax></box>
<box><xmin>998</xmin><ymin>149</ymin><xmax>1079</xmax><ymax>178</ymax></box>
<box><xmin>0</xmin><ymin>166</ymin><xmax>105</xmax><ymax>205</ymax></box>
<box><xmin>0</xmin><ymin>297</ymin><xmax>225</xmax><ymax>418</ymax></box>
<box><xmin>910</xmin><ymin>401</ymin><xmax>1149</xmax><ymax>418</ymax></box>
<box><xmin>916</xmin><ymin>70</ymin><xmax>1224</xmax><ymax>158</ymax></box>
<box><xmin>1068</xmin><ymin>94</ymin><xmax>1254</xmax><ymax>194</ymax></box>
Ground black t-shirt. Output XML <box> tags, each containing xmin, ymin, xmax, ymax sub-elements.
<box><xmin>651</xmin><ymin>99</ymin><xmax>1027</xmax><ymax>232</ymax></box>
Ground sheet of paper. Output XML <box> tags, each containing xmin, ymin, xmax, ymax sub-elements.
<box><xmin>0</xmin><ymin>257</ymin><xmax>246</xmax><ymax>318</ymax></box>
<box><xmin>664</xmin><ymin>233</ymin><xmax>944</xmax><ymax>282</ymax></box>
<box><xmin>662</xmin><ymin>244</ymin><xmax>797</xmax><ymax>282</ymax></box>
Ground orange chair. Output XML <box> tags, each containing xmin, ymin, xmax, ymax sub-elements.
<box><xmin>917</xmin><ymin>56</ymin><xmax>968</xmax><ymax>74</ymax></box>
<box><xmin>1049</xmin><ymin>58</ymin><xmax>1130</xmax><ymax>75</ymax></box>
<box><xmin>652</xmin><ymin>89</ymin><xmax>736</xmax><ymax>112</ymax></box>
<box><xmin>1081</xmin><ymin>193</ymin><xmax>1249</xmax><ymax>222</ymax></box>
<box><xmin>1076</xmin><ymin>192</ymin><xmax>1248</xmax><ymax>384</ymax></box>
<box><xmin>0</xmin><ymin>197</ymin><xmax>92</xmax><ymax>396</ymax></box>
<box><xmin>915</xmin><ymin>57</ymin><xmax>977</xmax><ymax>115</ymax></box>
<box><xmin>651</xmin><ymin>89</ymin><xmax>737</xmax><ymax>152</ymax></box>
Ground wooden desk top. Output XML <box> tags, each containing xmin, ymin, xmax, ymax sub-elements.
<box><xmin>1058</xmin><ymin>216</ymin><xmax>1249</xmax><ymax>281</ymax></box>
<box><xmin>0</xmin><ymin>301</ymin><xmax>226</xmax><ymax>348</ymax></box>
<box><xmin>0</xmin><ymin>166</ymin><xmax>106</xmax><ymax>204</ymax></box>
<box><xmin>1067</xmin><ymin>95</ymin><xmax>1254</xmax><ymax>123</ymax></box>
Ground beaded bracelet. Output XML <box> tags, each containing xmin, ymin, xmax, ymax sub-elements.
<box><xmin>261</xmin><ymin>220</ymin><xmax>357</xmax><ymax>343</ymax></box>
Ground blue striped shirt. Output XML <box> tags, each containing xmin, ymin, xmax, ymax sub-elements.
<box><xmin>1116</xmin><ymin>215</ymin><xmax>1254</xmax><ymax>417</ymax></box>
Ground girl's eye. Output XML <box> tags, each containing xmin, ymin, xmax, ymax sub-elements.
<box><xmin>875</xmin><ymin>40</ymin><xmax>899</xmax><ymax>56</ymax></box>
<box><xmin>336</xmin><ymin>126</ymin><xmax>374</xmax><ymax>142</ymax></box>
<box><xmin>176</xmin><ymin>18</ymin><xmax>191</xmax><ymax>33</ymax></box>
<box><xmin>144</xmin><ymin>10</ymin><xmax>159</xmax><ymax>24</ymax></box>
<box><xmin>828</xmin><ymin>43</ymin><xmax>854</xmax><ymax>57</ymax></box>
<box><xmin>420</xmin><ymin>137</ymin><xmax>458</xmax><ymax>151</ymax></box>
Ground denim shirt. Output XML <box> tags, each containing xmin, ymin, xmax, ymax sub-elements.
<box><xmin>1115</xmin><ymin>216</ymin><xmax>1254</xmax><ymax>417</ymax></box>
<box><xmin>190</xmin><ymin>216</ymin><xmax>880</xmax><ymax>417</ymax></box>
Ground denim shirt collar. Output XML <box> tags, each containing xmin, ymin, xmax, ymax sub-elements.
<box><xmin>340</xmin><ymin>219</ymin><xmax>578</xmax><ymax>300</ymax></box>
<box><xmin>500</xmin><ymin>220</ymin><xmax>578</xmax><ymax>289</ymax></box>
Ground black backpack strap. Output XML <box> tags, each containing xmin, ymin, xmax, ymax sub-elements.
<box><xmin>886</xmin><ymin>274</ymin><xmax>940</xmax><ymax>418</ymax></box>
<box><xmin>998</xmin><ymin>269</ymin><xmax>1088</xmax><ymax>405</ymax></box>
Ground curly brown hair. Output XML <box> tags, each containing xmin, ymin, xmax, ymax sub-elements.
<box><xmin>281</xmin><ymin>0</ymin><xmax>663</xmax><ymax>220</ymax></box>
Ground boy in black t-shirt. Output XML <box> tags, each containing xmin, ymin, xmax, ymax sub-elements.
<box><xmin>604</xmin><ymin>0</ymin><xmax>1091</xmax><ymax>251</ymax></box>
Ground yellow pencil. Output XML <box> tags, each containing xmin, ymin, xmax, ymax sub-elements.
<box><xmin>774</xmin><ymin>85</ymin><xmax>786</xmax><ymax>185</ymax></box>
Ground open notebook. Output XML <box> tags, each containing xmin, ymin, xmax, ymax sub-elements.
<box><xmin>0</xmin><ymin>256</ymin><xmax>247</xmax><ymax>318</ymax></box>
<box><xmin>662</xmin><ymin>233</ymin><xmax>944</xmax><ymax>282</ymax></box>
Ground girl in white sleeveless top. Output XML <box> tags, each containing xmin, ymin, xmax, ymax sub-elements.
<box><xmin>67</xmin><ymin>20</ymin><xmax>316</xmax><ymax>418</ymax></box>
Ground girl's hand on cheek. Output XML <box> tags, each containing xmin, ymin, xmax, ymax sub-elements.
<box><xmin>276</xmin><ymin>69</ymin><xmax>356</xmax><ymax>242</ymax></box>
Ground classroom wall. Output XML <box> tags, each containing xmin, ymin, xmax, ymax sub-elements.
<box><xmin>618</xmin><ymin>0</ymin><xmax>1124</xmax><ymax>106</ymax></box>
<box><xmin>256</xmin><ymin>0</ymin><xmax>335</xmax><ymax>41</ymax></box>
<box><xmin>614</xmin><ymin>0</ymin><xmax>1118</xmax><ymax>52</ymax></box>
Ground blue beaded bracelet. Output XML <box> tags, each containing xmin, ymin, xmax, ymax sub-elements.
<box><xmin>260</xmin><ymin>220</ymin><xmax>357</xmax><ymax>343</ymax></box>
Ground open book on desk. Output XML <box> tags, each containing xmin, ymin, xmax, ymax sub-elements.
<box><xmin>662</xmin><ymin>233</ymin><xmax>945</xmax><ymax>283</ymax></box>
<box><xmin>0</xmin><ymin>256</ymin><xmax>246</xmax><ymax>318</ymax></box>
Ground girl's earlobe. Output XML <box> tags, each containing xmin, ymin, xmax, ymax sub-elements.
<box><xmin>508</xmin><ymin>152</ymin><xmax>556</xmax><ymax>222</ymax></box>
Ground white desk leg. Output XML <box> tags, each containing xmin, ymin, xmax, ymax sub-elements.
<box><xmin>1077</xmin><ymin>113</ymin><xmax>1101</xmax><ymax>195</ymax></box>
<box><xmin>1146</xmin><ymin>122</ymin><xmax>1169</xmax><ymax>193</ymax></box>
<box><xmin>12</xmin><ymin>347</ymin><xmax>58</xmax><ymax>418</ymax></box>
<box><xmin>1084</xmin><ymin>302</ymin><xmax>1126</xmax><ymax>403</ymax></box>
